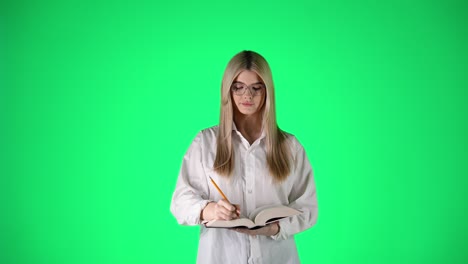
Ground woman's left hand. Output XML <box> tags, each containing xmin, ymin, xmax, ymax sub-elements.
<box><xmin>233</xmin><ymin>222</ymin><xmax>279</xmax><ymax>237</ymax></box>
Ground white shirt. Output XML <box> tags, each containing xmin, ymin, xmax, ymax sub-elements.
<box><xmin>170</xmin><ymin>125</ymin><xmax>318</xmax><ymax>264</ymax></box>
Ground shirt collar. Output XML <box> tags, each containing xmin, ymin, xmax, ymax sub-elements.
<box><xmin>232</xmin><ymin>122</ymin><xmax>266</xmax><ymax>140</ymax></box>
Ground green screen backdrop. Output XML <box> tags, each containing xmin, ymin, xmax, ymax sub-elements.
<box><xmin>3</xmin><ymin>0</ymin><xmax>467</xmax><ymax>263</ymax></box>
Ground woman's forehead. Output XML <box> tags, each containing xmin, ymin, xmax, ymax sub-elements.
<box><xmin>235</xmin><ymin>70</ymin><xmax>261</xmax><ymax>83</ymax></box>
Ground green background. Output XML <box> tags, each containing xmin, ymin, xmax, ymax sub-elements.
<box><xmin>3</xmin><ymin>0</ymin><xmax>467</xmax><ymax>263</ymax></box>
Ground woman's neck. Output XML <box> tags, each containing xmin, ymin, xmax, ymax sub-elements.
<box><xmin>233</xmin><ymin>113</ymin><xmax>263</xmax><ymax>145</ymax></box>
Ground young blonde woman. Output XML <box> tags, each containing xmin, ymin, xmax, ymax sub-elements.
<box><xmin>170</xmin><ymin>50</ymin><xmax>318</xmax><ymax>264</ymax></box>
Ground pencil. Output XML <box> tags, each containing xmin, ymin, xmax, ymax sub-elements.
<box><xmin>208</xmin><ymin>176</ymin><xmax>231</xmax><ymax>203</ymax></box>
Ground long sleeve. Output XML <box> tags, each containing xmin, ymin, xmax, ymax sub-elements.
<box><xmin>170</xmin><ymin>126</ymin><xmax>317</xmax><ymax>263</ymax></box>
<box><xmin>170</xmin><ymin>132</ymin><xmax>211</xmax><ymax>225</ymax></box>
<box><xmin>271</xmin><ymin>139</ymin><xmax>318</xmax><ymax>240</ymax></box>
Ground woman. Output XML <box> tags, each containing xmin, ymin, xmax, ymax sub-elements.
<box><xmin>170</xmin><ymin>50</ymin><xmax>318</xmax><ymax>264</ymax></box>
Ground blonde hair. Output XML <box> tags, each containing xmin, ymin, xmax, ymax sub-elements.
<box><xmin>213</xmin><ymin>50</ymin><xmax>291</xmax><ymax>182</ymax></box>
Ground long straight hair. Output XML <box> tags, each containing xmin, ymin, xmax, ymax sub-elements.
<box><xmin>213</xmin><ymin>50</ymin><xmax>291</xmax><ymax>182</ymax></box>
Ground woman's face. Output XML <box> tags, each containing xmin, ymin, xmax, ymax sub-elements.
<box><xmin>231</xmin><ymin>70</ymin><xmax>266</xmax><ymax>117</ymax></box>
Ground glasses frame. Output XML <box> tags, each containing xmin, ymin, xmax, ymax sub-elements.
<box><xmin>230</xmin><ymin>82</ymin><xmax>266</xmax><ymax>96</ymax></box>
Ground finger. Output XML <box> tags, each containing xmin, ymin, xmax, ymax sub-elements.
<box><xmin>218</xmin><ymin>200</ymin><xmax>236</xmax><ymax>212</ymax></box>
<box><xmin>217</xmin><ymin>200</ymin><xmax>239</xmax><ymax>219</ymax></box>
<box><xmin>234</xmin><ymin>228</ymin><xmax>257</xmax><ymax>237</ymax></box>
<box><xmin>215</xmin><ymin>204</ymin><xmax>237</xmax><ymax>220</ymax></box>
<box><xmin>224</xmin><ymin>203</ymin><xmax>240</xmax><ymax>218</ymax></box>
<box><xmin>218</xmin><ymin>212</ymin><xmax>233</xmax><ymax>220</ymax></box>
<box><xmin>215</xmin><ymin>203</ymin><xmax>230</xmax><ymax>215</ymax></box>
<box><xmin>234</xmin><ymin>228</ymin><xmax>251</xmax><ymax>234</ymax></box>
<box><xmin>216</xmin><ymin>204</ymin><xmax>236</xmax><ymax>218</ymax></box>
<box><xmin>234</xmin><ymin>204</ymin><xmax>241</xmax><ymax>216</ymax></box>
<box><xmin>214</xmin><ymin>209</ymin><xmax>230</xmax><ymax>220</ymax></box>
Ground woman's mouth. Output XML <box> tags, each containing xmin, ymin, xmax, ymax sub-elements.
<box><xmin>241</xmin><ymin>102</ymin><xmax>254</xmax><ymax>107</ymax></box>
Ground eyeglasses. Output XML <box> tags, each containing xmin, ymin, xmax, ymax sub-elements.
<box><xmin>231</xmin><ymin>82</ymin><xmax>265</xmax><ymax>96</ymax></box>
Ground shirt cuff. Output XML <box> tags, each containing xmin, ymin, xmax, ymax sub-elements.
<box><xmin>270</xmin><ymin>222</ymin><xmax>289</xmax><ymax>240</ymax></box>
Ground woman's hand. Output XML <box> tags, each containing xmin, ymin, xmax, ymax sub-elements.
<box><xmin>201</xmin><ymin>200</ymin><xmax>240</xmax><ymax>221</ymax></box>
<box><xmin>234</xmin><ymin>222</ymin><xmax>280</xmax><ymax>237</ymax></box>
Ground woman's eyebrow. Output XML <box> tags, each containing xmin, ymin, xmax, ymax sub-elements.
<box><xmin>232</xmin><ymin>81</ymin><xmax>264</xmax><ymax>85</ymax></box>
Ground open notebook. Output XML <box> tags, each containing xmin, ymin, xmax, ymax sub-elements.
<box><xmin>203</xmin><ymin>205</ymin><xmax>301</xmax><ymax>230</ymax></box>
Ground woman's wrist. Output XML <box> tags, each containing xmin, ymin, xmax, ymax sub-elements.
<box><xmin>271</xmin><ymin>222</ymin><xmax>280</xmax><ymax>236</ymax></box>
<box><xmin>200</xmin><ymin>202</ymin><xmax>215</xmax><ymax>221</ymax></box>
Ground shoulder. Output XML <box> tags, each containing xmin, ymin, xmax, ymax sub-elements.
<box><xmin>281</xmin><ymin>130</ymin><xmax>304</xmax><ymax>152</ymax></box>
<box><xmin>200</xmin><ymin>125</ymin><xmax>219</xmax><ymax>136</ymax></box>
<box><xmin>197</xmin><ymin>125</ymin><xmax>219</xmax><ymax>141</ymax></box>
<box><xmin>280</xmin><ymin>130</ymin><xmax>313</xmax><ymax>171</ymax></box>
<box><xmin>184</xmin><ymin>125</ymin><xmax>218</xmax><ymax>156</ymax></box>
<box><xmin>189</xmin><ymin>125</ymin><xmax>218</xmax><ymax>146</ymax></box>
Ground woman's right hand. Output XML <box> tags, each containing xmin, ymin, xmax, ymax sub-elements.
<box><xmin>201</xmin><ymin>200</ymin><xmax>240</xmax><ymax>221</ymax></box>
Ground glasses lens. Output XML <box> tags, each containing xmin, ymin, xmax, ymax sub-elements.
<box><xmin>231</xmin><ymin>84</ymin><xmax>246</xmax><ymax>95</ymax></box>
<box><xmin>250</xmin><ymin>84</ymin><xmax>264</xmax><ymax>95</ymax></box>
<box><xmin>231</xmin><ymin>83</ymin><xmax>265</xmax><ymax>96</ymax></box>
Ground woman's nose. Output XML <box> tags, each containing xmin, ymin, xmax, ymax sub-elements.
<box><xmin>243</xmin><ymin>88</ymin><xmax>253</xmax><ymax>98</ymax></box>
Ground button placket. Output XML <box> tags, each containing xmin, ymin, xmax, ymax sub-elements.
<box><xmin>245</xmin><ymin>148</ymin><xmax>256</xmax><ymax>213</ymax></box>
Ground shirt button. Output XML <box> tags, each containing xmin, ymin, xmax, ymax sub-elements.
<box><xmin>248</xmin><ymin>189</ymin><xmax>252</xmax><ymax>194</ymax></box>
